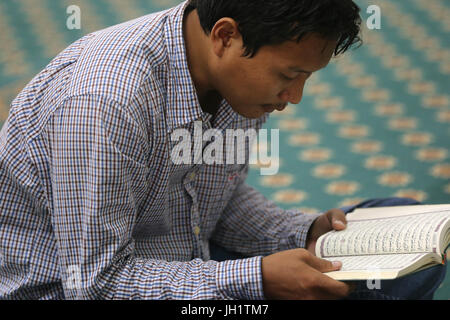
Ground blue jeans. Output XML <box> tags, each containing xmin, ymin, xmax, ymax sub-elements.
<box><xmin>210</xmin><ymin>197</ymin><xmax>447</xmax><ymax>300</ymax></box>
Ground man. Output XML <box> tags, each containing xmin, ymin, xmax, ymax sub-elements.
<box><xmin>0</xmin><ymin>0</ymin><xmax>445</xmax><ymax>299</ymax></box>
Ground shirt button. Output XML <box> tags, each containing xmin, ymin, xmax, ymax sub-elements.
<box><xmin>193</xmin><ymin>226</ymin><xmax>201</xmax><ymax>236</ymax></box>
<box><xmin>190</xmin><ymin>172</ymin><xmax>196</xmax><ymax>180</ymax></box>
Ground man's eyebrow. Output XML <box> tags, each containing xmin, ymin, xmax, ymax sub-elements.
<box><xmin>289</xmin><ymin>67</ymin><xmax>313</xmax><ymax>74</ymax></box>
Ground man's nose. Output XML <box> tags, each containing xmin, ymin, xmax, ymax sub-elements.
<box><xmin>279</xmin><ymin>80</ymin><xmax>305</xmax><ymax>105</ymax></box>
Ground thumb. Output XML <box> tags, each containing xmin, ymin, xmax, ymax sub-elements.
<box><xmin>327</xmin><ymin>209</ymin><xmax>347</xmax><ymax>230</ymax></box>
<box><xmin>308</xmin><ymin>255</ymin><xmax>343</xmax><ymax>273</ymax></box>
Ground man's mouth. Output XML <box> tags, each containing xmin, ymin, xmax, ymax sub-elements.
<box><xmin>262</xmin><ymin>104</ymin><xmax>288</xmax><ymax>112</ymax></box>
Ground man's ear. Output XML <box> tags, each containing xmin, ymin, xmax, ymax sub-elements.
<box><xmin>210</xmin><ymin>17</ymin><xmax>241</xmax><ymax>57</ymax></box>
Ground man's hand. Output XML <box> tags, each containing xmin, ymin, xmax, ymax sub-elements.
<box><xmin>261</xmin><ymin>249</ymin><xmax>353</xmax><ymax>299</ymax></box>
<box><xmin>306</xmin><ymin>208</ymin><xmax>347</xmax><ymax>255</ymax></box>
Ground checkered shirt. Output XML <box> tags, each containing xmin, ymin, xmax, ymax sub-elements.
<box><xmin>0</xmin><ymin>1</ymin><xmax>319</xmax><ymax>299</ymax></box>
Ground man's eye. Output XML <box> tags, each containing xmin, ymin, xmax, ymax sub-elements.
<box><xmin>281</xmin><ymin>74</ymin><xmax>296</xmax><ymax>81</ymax></box>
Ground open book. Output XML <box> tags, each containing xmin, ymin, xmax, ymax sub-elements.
<box><xmin>316</xmin><ymin>204</ymin><xmax>450</xmax><ymax>280</ymax></box>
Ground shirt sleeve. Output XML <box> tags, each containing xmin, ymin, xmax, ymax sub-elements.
<box><xmin>211</xmin><ymin>166</ymin><xmax>322</xmax><ymax>257</ymax></box>
<box><xmin>48</xmin><ymin>95</ymin><xmax>261</xmax><ymax>299</ymax></box>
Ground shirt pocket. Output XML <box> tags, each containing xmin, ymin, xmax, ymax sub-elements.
<box><xmin>221</xmin><ymin>164</ymin><xmax>247</xmax><ymax>202</ymax></box>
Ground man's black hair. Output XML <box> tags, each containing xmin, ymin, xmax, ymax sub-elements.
<box><xmin>186</xmin><ymin>0</ymin><xmax>362</xmax><ymax>58</ymax></box>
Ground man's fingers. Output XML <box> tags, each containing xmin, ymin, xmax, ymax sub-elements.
<box><xmin>305</xmin><ymin>253</ymin><xmax>342</xmax><ymax>273</ymax></box>
<box><xmin>304</xmin><ymin>258</ymin><xmax>352</xmax><ymax>299</ymax></box>
<box><xmin>315</xmin><ymin>274</ymin><xmax>354</xmax><ymax>299</ymax></box>
<box><xmin>326</xmin><ymin>208</ymin><xmax>347</xmax><ymax>230</ymax></box>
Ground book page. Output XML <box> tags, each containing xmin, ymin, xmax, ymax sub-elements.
<box><xmin>317</xmin><ymin>209</ymin><xmax>449</xmax><ymax>258</ymax></box>
<box><xmin>324</xmin><ymin>253</ymin><xmax>426</xmax><ymax>272</ymax></box>
<box><xmin>323</xmin><ymin>253</ymin><xmax>432</xmax><ymax>280</ymax></box>
<box><xmin>346</xmin><ymin>204</ymin><xmax>450</xmax><ymax>221</ymax></box>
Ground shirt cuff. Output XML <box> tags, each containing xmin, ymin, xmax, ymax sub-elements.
<box><xmin>215</xmin><ymin>256</ymin><xmax>264</xmax><ymax>300</ymax></box>
<box><xmin>279</xmin><ymin>211</ymin><xmax>323</xmax><ymax>250</ymax></box>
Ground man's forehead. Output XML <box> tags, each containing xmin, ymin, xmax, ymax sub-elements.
<box><xmin>269</xmin><ymin>36</ymin><xmax>336</xmax><ymax>71</ymax></box>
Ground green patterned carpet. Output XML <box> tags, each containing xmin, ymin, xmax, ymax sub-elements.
<box><xmin>0</xmin><ymin>0</ymin><xmax>448</xmax><ymax>299</ymax></box>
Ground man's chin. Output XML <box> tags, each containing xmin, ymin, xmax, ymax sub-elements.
<box><xmin>232</xmin><ymin>105</ymin><xmax>270</xmax><ymax>120</ymax></box>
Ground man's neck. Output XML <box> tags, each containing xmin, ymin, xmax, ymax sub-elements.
<box><xmin>199</xmin><ymin>91</ymin><xmax>222</xmax><ymax>120</ymax></box>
